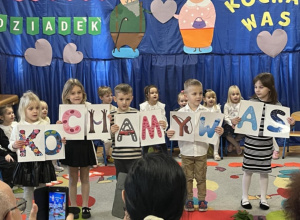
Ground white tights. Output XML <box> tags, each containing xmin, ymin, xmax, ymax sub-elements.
<box><xmin>242</xmin><ymin>172</ymin><xmax>268</xmax><ymax>203</ymax></box>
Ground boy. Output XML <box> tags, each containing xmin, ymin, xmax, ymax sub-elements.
<box><xmin>110</xmin><ymin>83</ymin><xmax>142</xmax><ymax>178</ymax></box>
<box><xmin>98</xmin><ymin>86</ymin><xmax>117</xmax><ymax>163</ymax></box>
<box><xmin>167</xmin><ymin>79</ymin><xmax>223</xmax><ymax>212</ymax></box>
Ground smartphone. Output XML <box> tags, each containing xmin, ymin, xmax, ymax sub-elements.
<box><xmin>34</xmin><ymin>186</ymin><xmax>69</xmax><ymax>220</ymax></box>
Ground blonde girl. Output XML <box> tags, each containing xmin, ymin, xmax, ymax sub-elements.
<box><xmin>8</xmin><ymin>91</ymin><xmax>57</xmax><ymax>217</ymax></box>
<box><xmin>61</xmin><ymin>78</ymin><xmax>97</xmax><ymax>219</ymax></box>
<box><xmin>139</xmin><ymin>85</ymin><xmax>167</xmax><ymax>155</ymax></box>
<box><xmin>40</xmin><ymin>100</ymin><xmax>50</xmax><ymax>123</ymax></box>
<box><xmin>203</xmin><ymin>89</ymin><xmax>222</xmax><ymax>161</ymax></box>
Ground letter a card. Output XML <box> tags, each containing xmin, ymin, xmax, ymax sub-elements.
<box><xmin>235</xmin><ymin>100</ymin><xmax>264</xmax><ymax>136</ymax></box>
<box><xmin>17</xmin><ymin>125</ymin><xmax>46</xmax><ymax>162</ymax></box>
<box><xmin>45</xmin><ymin>124</ymin><xmax>65</xmax><ymax>161</ymax></box>
<box><xmin>169</xmin><ymin>111</ymin><xmax>195</xmax><ymax>142</ymax></box>
<box><xmin>140</xmin><ymin>110</ymin><xmax>166</xmax><ymax>147</ymax></box>
<box><xmin>59</xmin><ymin>104</ymin><xmax>85</xmax><ymax>140</ymax></box>
<box><xmin>87</xmin><ymin>104</ymin><xmax>111</xmax><ymax>140</ymax></box>
<box><xmin>263</xmin><ymin>104</ymin><xmax>290</xmax><ymax>138</ymax></box>
<box><xmin>115</xmin><ymin>113</ymin><xmax>140</xmax><ymax>147</ymax></box>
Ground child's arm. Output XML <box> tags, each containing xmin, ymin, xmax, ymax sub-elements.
<box><xmin>223</xmin><ymin>104</ymin><xmax>232</xmax><ymax>125</ymax></box>
<box><xmin>8</xmin><ymin>125</ymin><xmax>25</xmax><ymax>152</ymax></box>
<box><xmin>159</xmin><ymin>120</ymin><xmax>167</xmax><ymax>130</ymax></box>
<box><xmin>111</xmin><ymin>124</ymin><xmax>119</xmax><ymax>134</ymax></box>
<box><xmin>215</xmin><ymin>126</ymin><xmax>224</xmax><ymax>136</ymax></box>
<box><xmin>287</xmin><ymin>117</ymin><xmax>295</xmax><ymax>126</ymax></box>
<box><xmin>166</xmin><ymin>129</ymin><xmax>175</xmax><ymax>138</ymax></box>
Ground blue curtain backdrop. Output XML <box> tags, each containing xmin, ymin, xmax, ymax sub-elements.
<box><xmin>0</xmin><ymin>0</ymin><xmax>299</xmax><ymax>143</ymax></box>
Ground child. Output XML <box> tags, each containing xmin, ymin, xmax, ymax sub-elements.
<box><xmin>167</xmin><ymin>79</ymin><xmax>223</xmax><ymax>212</ymax></box>
<box><xmin>61</xmin><ymin>78</ymin><xmax>98</xmax><ymax>219</ymax></box>
<box><xmin>41</xmin><ymin>100</ymin><xmax>64</xmax><ymax>172</ymax></box>
<box><xmin>174</xmin><ymin>90</ymin><xmax>188</xmax><ymax>111</ymax></box>
<box><xmin>241</xmin><ymin>73</ymin><xmax>295</xmax><ymax>210</ymax></box>
<box><xmin>203</xmin><ymin>89</ymin><xmax>222</xmax><ymax>161</ymax></box>
<box><xmin>97</xmin><ymin>86</ymin><xmax>117</xmax><ymax>163</ymax></box>
<box><xmin>283</xmin><ymin>172</ymin><xmax>300</xmax><ymax>219</ymax></box>
<box><xmin>139</xmin><ymin>85</ymin><xmax>167</xmax><ymax>155</ymax></box>
<box><xmin>8</xmin><ymin>91</ymin><xmax>57</xmax><ymax>217</ymax></box>
<box><xmin>0</xmin><ymin>105</ymin><xmax>17</xmax><ymax>188</ymax></box>
<box><xmin>223</xmin><ymin>85</ymin><xmax>244</xmax><ymax>155</ymax></box>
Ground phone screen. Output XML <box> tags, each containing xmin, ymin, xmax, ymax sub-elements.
<box><xmin>48</xmin><ymin>191</ymin><xmax>67</xmax><ymax>220</ymax></box>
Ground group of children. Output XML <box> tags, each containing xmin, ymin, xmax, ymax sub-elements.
<box><xmin>0</xmin><ymin>72</ymin><xmax>296</xmax><ymax>219</ymax></box>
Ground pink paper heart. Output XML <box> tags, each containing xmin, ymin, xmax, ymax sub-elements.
<box><xmin>25</xmin><ymin>39</ymin><xmax>52</xmax><ymax>66</ymax></box>
<box><xmin>257</xmin><ymin>29</ymin><xmax>287</xmax><ymax>58</ymax></box>
<box><xmin>151</xmin><ymin>0</ymin><xmax>177</xmax><ymax>24</ymax></box>
<box><xmin>63</xmin><ymin>43</ymin><xmax>83</xmax><ymax>64</ymax></box>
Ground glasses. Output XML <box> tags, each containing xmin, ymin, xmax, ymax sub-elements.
<box><xmin>12</xmin><ymin>198</ymin><xmax>27</xmax><ymax>213</ymax></box>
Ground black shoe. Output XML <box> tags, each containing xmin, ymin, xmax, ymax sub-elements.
<box><xmin>68</xmin><ymin>207</ymin><xmax>80</xmax><ymax>219</ymax></box>
<box><xmin>241</xmin><ymin>200</ymin><xmax>252</xmax><ymax>209</ymax></box>
<box><xmin>259</xmin><ymin>201</ymin><xmax>270</xmax><ymax>210</ymax></box>
<box><xmin>82</xmin><ymin>207</ymin><xmax>91</xmax><ymax>219</ymax></box>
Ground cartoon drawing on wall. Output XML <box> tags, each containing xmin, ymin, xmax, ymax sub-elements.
<box><xmin>110</xmin><ymin>0</ymin><xmax>145</xmax><ymax>58</ymax></box>
<box><xmin>24</xmin><ymin>38</ymin><xmax>52</xmax><ymax>66</ymax></box>
<box><xmin>150</xmin><ymin>0</ymin><xmax>177</xmax><ymax>23</ymax></box>
<box><xmin>257</xmin><ymin>29</ymin><xmax>288</xmax><ymax>58</ymax></box>
<box><xmin>63</xmin><ymin>43</ymin><xmax>83</xmax><ymax>64</ymax></box>
<box><xmin>87</xmin><ymin>104</ymin><xmax>111</xmax><ymax>140</ymax></box>
<box><xmin>174</xmin><ymin>0</ymin><xmax>216</xmax><ymax>54</ymax></box>
<box><xmin>115</xmin><ymin>113</ymin><xmax>140</xmax><ymax>147</ymax></box>
<box><xmin>45</xmin><ymin>124</ymin><xmax>65</xmax><ymax>160</ymax></box>
<box><xmin>18</xmin><ymin>125</ymin><xmax>46</xmax><ymax>162</ymax></box>
<box><xmin>169</xmin><ymin>111</ymin><xmax>194</xmax><ymax>142</ymax></box>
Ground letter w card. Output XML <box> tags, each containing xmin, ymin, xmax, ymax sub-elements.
<box><xmin>195</xmin><ymin>112</ymin><xmax>223</xmax><ymax>145</ymax></box>
<box><xmin>17</xmin><ymin>125</ymin><xmax>45</xmax><ymax>162</ymax></box>
<box><xmin>115</xmin><ymin>113</ymin><xmax>140</xmax><ymax>147</ymax></box>
<box><xmin>169</xmin><ymin>111</ymin><xmax>195</xmax><ymax>142</ymax></box>
<box><xmin>263</xmin><ymin>105</ymin><xmax>290</xmax><ymax>138</ymax></box>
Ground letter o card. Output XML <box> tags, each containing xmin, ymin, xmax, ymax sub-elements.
<box><xmin>170</xmin><ymin>111</ymin><xmax>195</xmax><ymax>142</ymax></box>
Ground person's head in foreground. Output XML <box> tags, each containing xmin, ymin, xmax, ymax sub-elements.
<box><xmin>284</xmin><ymin>172</ymin><xmax>300</xmax><ymax>220</ymax></box>
<box><xmin>123</xmin><ymin>153</ymin><xmax>187</xmax><ymax>220</ymax></box>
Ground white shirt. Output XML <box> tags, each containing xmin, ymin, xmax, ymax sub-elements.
<box><xmin>0</xmin><ymin>121</ymin><xmax>17</xmax><ymax>139</ymax></box>
<box><xmin>205</xmin><ymin>104</ymin><xmax>221</xmax><ymax>113</ymax></box>
<box><xmin>224</xmin><ymin>103</ymin><xmax>241</xmax><ymax>126</ymax></box>
<box><xmin>139</xmin><ymin>101</ymin><xmax>168</xmax><ymax>129</ymax></box>
<box><xmin>178</xmin><ymin>104</ymin><xmax>209</xmax><ymax>157</ymax></box>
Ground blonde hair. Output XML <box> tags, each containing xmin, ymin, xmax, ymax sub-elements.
<box><xmin>183</xmin><ymin>79</ymin><xmax>202</xmax><ymax>91</ymax></box>
<box><xmin>18</xmin><ymin>91</ymin><xmax>42</xmax><ymax>123</ymax></box>
<box><xmin>203</xmin><ymin>89</ymin><xmax>218</xmax><ymax>109</ymax></box>
<box><xmin>114</xmin><ymin>83</ymin><xmax>133</xmax><ymax>96</ymax></box>
<box><xmin>98</xmin><ymin>86</ymin><xmax>112</xmax><ymax>97</ymax></box>
<box><xmin>226</xmin><ymin>85</ymin><xmax>241</xmax><ymax>104</ymax></box>
<box><xmin>61</xmin><ymin>78</ymin><xmax>87</xmax><ymax>104</ymax></box>
<box><xmin>40</xmin><ymin>100</ymin><xmax>48</xmax><ymax>108</ymax></box>
<box><xmin>177</xmin><ymin>91</ymin><xmax>185</xmax><ymax>102</ymax></box>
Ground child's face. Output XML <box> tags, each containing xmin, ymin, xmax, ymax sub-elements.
<box><xmin>25</xmin><ymin>102</ymin><xmax>40</xmax><ymax>123</ymax></box>
<box><xmin>148</xmin><ymin>87</ymin><xmax>158</xmax><ymax>103</ymax></box>
<box><xmin>185</xmin><ymin>85</ymin><xmax>203</xmax><ymax>109</ymax></box>
<box><xmin>41</xmin><ymin>103</ymin><xmax>48</xmax><ymax>119</ymax></box>
<box><xmin>0</xmin><ymin>107</ymin><xmax>15</xmax><ymax>125</ymax></box>
<box><xmin>178</xmin><ymin>95</ymin><xmax>188</xmax><ymax>108</ymax></box>
<box><xmin>230</xmin><ymin>89</ymin><xmax>240</xmax><ymax>104</ymax></box>
<box><xmin>254</xmin><ymin>80</ymin><xmax>270</xmax><ymax>101</ymax></box>
<box><xmin>68</xmin><ymin>85</ymin><xmax>83</xmax><ymax>104</ymax></box>
<box><xmin>100</xmin><ymin>92</ymin><xmax>113</xmax><ymax>104</ymax></box>
<box><xmin>205</xmin><ymin>93</ymin><xmax>216</xmax><ymax>107</ymax></box>
<box><xmin>114</xmin><ymin>92</ymin><xmax>133</xmax><ymax>112</ymax></box>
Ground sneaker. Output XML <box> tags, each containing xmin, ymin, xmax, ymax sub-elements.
<box><xmin>272</xmin><ymin>150</ymin><xmax>279</xmax><ymax>160</ymax></box>
<box><xmin>178</xmin><ymin>153</ymin><xmax>182</xmax><ymax>158</ymax></box>
<box><xmin>54</xmin><ymin>165</ymin><xmax>64</xmax><ymax>172</ymax></box>
<box><xmin>82</xmin><ymin>207</ymin><xmax>91</xmax><ymax>219</ymax></box>
<box><xmin>198</xmin><ymin>200</ymin><xmax>208</xmax><ymax>212</ymax></box>
<box><xmin>107</xmin><ymin>156</ymin><xmax>114</xmax><ymax>163</ymax></box>
<box><xmin>184</xmin><ymin>200</ymin><xmax>194</xmax><ymax>211</ymax></box>
<box><xmin>214</xmin><ymin>153</ymin><xmax>221</xmax><ymax>161</ymax></box>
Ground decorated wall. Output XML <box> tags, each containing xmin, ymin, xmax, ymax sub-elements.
<box><xmin>0</xmin><ymin>0</ymin><xmax>299</xmax><ymax>137</ymax></box>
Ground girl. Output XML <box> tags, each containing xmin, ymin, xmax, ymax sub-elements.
<box><xmin>241</xmin><ymin>73</ymin><xmax>295</xmax><ymax>210</ymax></box>
<box><xmin>174</xmin><ymin>91</ymin><xmax>188</xmax><ymax>111</ymax></box>
<box><xmin>8</xmin><ymin>91</ymin><xmax>57</xmax><ymax>217</ymax></box>
<box><xmin>223</xmin><ymin>85</ymin><xmax>244</xmax><ymax>155</ymax></box>
<box><xmin>139</xmin><ymin>85</ymin><xmax>167</xmax><ymax>155</ymax></box>
<box><xmin>0</xmin><ymin>105</ymin><xmax>17</xmax><ymax>187</ymax></box>
<box><xmin>203</xmin><ymin>89</ymin><xmax>222</xmax><ymax>161</ymax></box>
<box><xmin>61</xmin><ymin>78</ymin><xmax>97</xmax><ymax>219</ymax></box>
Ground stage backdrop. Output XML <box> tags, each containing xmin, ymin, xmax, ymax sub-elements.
<box><xmin>0</xmin><ymin>0</ymin><xmax>299</xmax><ymax>144</ymax></box>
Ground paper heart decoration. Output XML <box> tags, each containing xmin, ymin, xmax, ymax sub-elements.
<box><xmin>63</xmin><ymin>43</ymin><xmax>83</xmax><ymax>64</ymax></box>
<box><xmin>151</xmin><ymin>0</ymin><xmax>177</xmax><ymax>24</ymax></box>
<box><xmin>257</xmin><ymin>29</ymin><xmax>287</xmax><ymax>58</ymax></box>
<box><xmin>24</xmin><ymin>39</ymin><xmax>52</xmax><ymax>66</ymax></box>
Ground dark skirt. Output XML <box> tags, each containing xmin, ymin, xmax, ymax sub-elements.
<box><xmin>61</xmin><ymin>139</ymin><xmax>97</xmax><ymax>167</ymax></box>
<box><xmin>222</xmin><ymin>124</ymin><xmax>235</xmax><ymax>137</ymax></box>
<box><xmin>13</xmin><ymin>161</ymin><xmax>56</xmax><ymax>187</ymax></box>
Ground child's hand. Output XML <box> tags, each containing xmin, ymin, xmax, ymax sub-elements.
<box><xmin>215</xmin><ymin>126</ymin><xmax>224</xmax><ymax>136</ymax></box>
<box><xmin>5</xmin><ymin>154</ymin><xmax>14</xmax><ymax>162</ymax></box>
<box><xmin>13</xmin><ymin>140</ymin><xmax>26</xmax><ymax>149</ymax></box>
<box><xmin>56</xmin><ymin>120</ymin><xmax>62</xmax><ymax>124</ymax></box>
<box><xmin>159</xmin><ymin>120</ymin><xmax>167</xmax><ymax>130</ymax></box>
<box><xmin>166</xmin><ymin>129</ymin><xmax>175</xmax><ymax>138</ymax></box>
<box><xmin>62</xmin><ymin>137</ymin><xmax>67</xmax><ymax>145</ymax></box>
<box><xmin>287</xmin><ymin>117</ymin><xmax>295</xmax><ymax>126</ymax></box>
<box><xmin>231</xmin><ymin>124</ymin><xmax>236</xmax><ymax>129</ymax></box>
<box><xmin>107</xmin><ymin>114</ymin><xmax>112</xmax><ymax>121</ymax></box>
<box><xmin>231</xmin><ymin>117</ymin><xmax>241</xmax><ymax>126</ymax></box>
<box><xmin>111</xmin><ymin>124</ymin><xmax>119</xmax><ymax>134</ymax></box>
